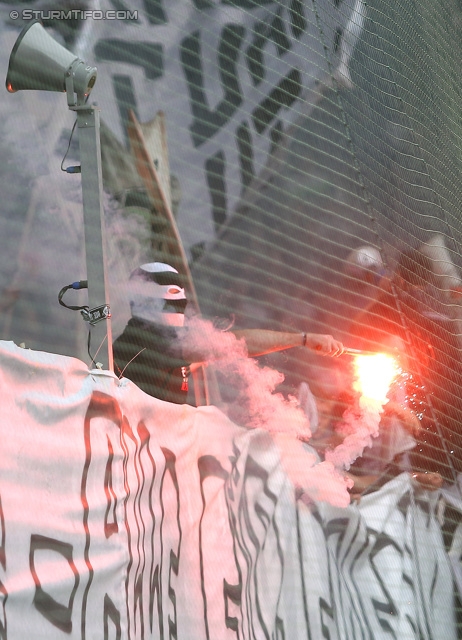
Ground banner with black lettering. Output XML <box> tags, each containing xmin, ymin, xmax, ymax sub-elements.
<box><xmin>0</xmin><ymin>340</ymin><xmax>456</xmax><ymax>638</ymax></box>
<box><xmin>0</xmin><ymin>0</ymin><xmax>367</xmax><ymax>355</ymax></box>
<box><xmin>83</xmin><ymin>0</ymin><xmax>354</xmax><ymax>251</ymax></box>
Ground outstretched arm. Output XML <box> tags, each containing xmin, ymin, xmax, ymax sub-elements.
<box><xmin>346</xmin><ymin>470</ymin><xmax>443</xmax><ymax>503</ymax></box>
<box><xmin>230</xmin><ymin>329</ymin><xmax>344</xmax><ymax>358</ymax></box>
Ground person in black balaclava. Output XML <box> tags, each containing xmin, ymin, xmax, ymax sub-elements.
<box><xmin>113</xmin><ymin>262</ymin><xmax>345</xmax><ymax>405</ymax></box>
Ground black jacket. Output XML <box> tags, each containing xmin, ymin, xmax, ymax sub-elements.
<box><xmin>113</xmin><ymin>317</ymin><xmax>190</xmax><ymax>404</ymax></box>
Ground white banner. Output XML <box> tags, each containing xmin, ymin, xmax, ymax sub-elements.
<box><xmin>75</xmin><ymin>0</ymin><xmax>358</xmax><ymax>252</ymax></box>
<box><xmin>0</xmin><ymin>0</ymin><xmax>365</xmax><ymax>256</ymax></box>
<box><xmin>0</xmin><ymin>339</ymin><xmax>456</xmax><ymax>638</ymax></box>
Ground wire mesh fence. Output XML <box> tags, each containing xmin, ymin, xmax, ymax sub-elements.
<box><xmin>1</xmin><ymin>0</ymin><xmax>462</xmax><ymax>634</ymax></box>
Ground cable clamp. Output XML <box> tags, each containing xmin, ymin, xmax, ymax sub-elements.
<box><xmin>81</xmin><ymin>304</ymin><xmax>111</xmax><ymax>325</ymax></box>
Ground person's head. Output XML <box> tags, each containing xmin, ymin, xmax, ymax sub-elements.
<box><xmin>344</xmin><ymin>245</ymin><xmax>386</xmax><ymax>285</ymax></box>
<box><xmin>128</xmin><ymin>262</ymin><xmax>187</xmax><ymax>327</ymax></box>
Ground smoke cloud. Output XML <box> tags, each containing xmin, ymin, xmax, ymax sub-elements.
<box><xmin>179</xmin><ymin>317</ymin><xmax>395</xmax><ymax>507</ymax></box>
<box><xmin>325</xmin><ymin>398</ymin><xmax>383</xmax><ymax>470</ymax></box>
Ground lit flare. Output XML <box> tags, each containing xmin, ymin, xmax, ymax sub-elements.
<box><xmin>353</xmin><ymin>353</ymin><xmax>399</xmax><ymax>405</ymax></box>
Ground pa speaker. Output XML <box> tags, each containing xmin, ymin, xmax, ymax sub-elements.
<box><xmin>6</xmin><ymin>21</ymin><xmax>97</xmax><ymax>99</ymax></box>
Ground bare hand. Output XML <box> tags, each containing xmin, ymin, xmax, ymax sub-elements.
<box><xmin>304</xmin><ymin>333</ymin><xmax>344</xmax><ymax>357</ymax></box>
<box><xmin>411</xmin><ymin>471</ymin><xmax>443</xmax><ymax>491</ymax></box>
<box><xmin>343</xmin><ymin>472</ymin><xmax>381</xmax><ymax>502</ymax></box>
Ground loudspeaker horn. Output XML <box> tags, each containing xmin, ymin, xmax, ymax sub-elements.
<box><xmin>6</xmin><ymin>21</ymin><xmax>97</xmax><ymax>102</ymax></box>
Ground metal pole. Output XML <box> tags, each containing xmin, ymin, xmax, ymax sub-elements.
<box><xmin>74</xmin><ymin>103</ymin><xmax>113</xmax><ymax>371</ymax></box>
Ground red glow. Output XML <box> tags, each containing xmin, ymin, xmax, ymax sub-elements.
<box><xmin>353</xmin><ymin>353</ymin><xmax>399</xmax><ymax>405</ymax></box>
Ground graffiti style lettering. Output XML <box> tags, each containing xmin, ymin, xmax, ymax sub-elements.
<box><xmin>319</xmin><ymin>598</ymin><xmax>336</xmax><ymax>638</ymax></box>
<box><xmin>227</xmin><ymin>442</ymin><xmax>241</xmax><ymax>503</ymax></box>
<box><xmin>236</xmin><ymin>121</ymin><xmax>254</xmax><ymax>191</ymax></box>
<box><xmin>227</xmin><ymin>452</ymin><xmax>282</xmax><ymax>639</ymax></box>
<box><xmin>134</xmin><ymin>574</ymin><xmax>145</xmax><ymax>639</ymax></box>
<box><xmin>180</xmin><ymin>26</ymin><xmax>245</xmax><ymax>147</ymax></box>
<box><xmin>120</xmin><ymin>414</ymin><xmax>139</xmax><ymax>636</ymax></box>
<box><xmin>134</xmin><ymin>421</ymin><xmax>156</xmax><ymax>639</ymax></box>
<box><xmin>289</xmin><ymin>0</ymin><xmax>307</xmax><ymax>38</ymax></box>
<box><xmin>104</xmin><ymin>436</ymin><xmax>119</xmax><ymax>538</ymax></box>
<box><xmin>222</xmin><ymin>0</ymin><xmax>274</xmax><ymax>7</ymax></box>
<box><xmin>107</xmin><ymin>0</ymin><xmax>139</xmax><ymax>19</ymax></box>
<box><xmin>252</xmin><ymin>68</ymin><xmax>301</xmax><ymax>134</ymax></box>
<box><xmin>94</xmin><ymin>40</ymin><xmax>164</xmax><ymax>81</ymax></box>
<box><xmin>223</xmin><ymin>580</ymin><xmax>241</xmax><ymax>633</ymax></box>
<box><xmin>198</xmin><ymin>7</ymin><xmax>305</xmax><ymax>228</ymax></box>
<box><xmin>316</xmin><ymin>514</ymin><xmax>344</xmax><ymax>636</ymax></box>
<box><xmin>0</xmin><ymin>377</ymin><xmax>453</xmax><ymax>638</ymax></box>
<box><xmin>94</xmin><ymin>1</ymin><xmax>312</xmax><ymax>241</ymax></box>
<box><xmin>122</xmin><ymin>416</ymin><xmax>167</xmax><ymax>639</ymax></box>
<box><xmin>246</xmin><ymin>22</ymin><xmax>268</xmax><ymax>86</ymax></box>
<box><xmin>82</xmin><ymin>392</ymin><xmax>123</xmax><ymax>640</ymax></box>
<box><xmin>149</xmin><ymin>562</ymin><xmax>162</xmax><ymax>637</ymax></box>
<box><xmin>124</xmin><ymin>423</ymin><xmax>161</xmax><ymax>638</ymax></box>
<box><xmin>162</xmin><ymin>449</ymin><xmax>181</xmax><ymax>640</ymax></box>
<box><xmin>145</xmin><ymin>445</ymin><xmax>181</xmax><ymax>639</ymax></box>
<box><xmin>197</xmin><ymin>456</ymin><xmax>231</xmax><ymax>638</ymax></box>
<box><xmin>246</xmin><ymin>8</ymin><xmax>291</xmax><ymax>86</ymax></box>
<box><xmin>270</xmin><ymin>120</ymin><xmax>284</xmax><ymax>152</ymax></box>
<box><xmin>322</xmin><ymin>516</ymin><xmax>367</xmax><ymax>635</ymax></box>
<box><xmin>265</xmin><ymin>7</ymin><xmax>291</xmax><ymax>54</ymax></box>
<box><xmin>143</xmin><ymin>0</ymin><xmax>167</xmax><ymax>24</ymax></box>
<box><xmin>205</xmin><ymin>151</ymin><xmax>227</xmax><ymax>229</ymax></box>
<box><xmin>368</xmin><ymin>534</ymin><xmax>402</xmax><ymax>633</ymax></box>
<box><xmin>104</xmin><ymin>594</ymin><xmax>122</xmax><ymax>640</ymax></box>
<box><xmin>275</xmin><ymin>616</ymin><xmax>285</xmax><ymax>640</ymax></box>
<box><xmin>29</xmin><ymin>534</ymin><xmax>80</xmax><ymax>633</ymax></box>
<box><xmin>113</xmin><ymin>75</ymin><xmax>139</xmax><ymax>147</ymax></box>
<box><xmin>294</xmin><ymin>506</ymin><xmax>310</xmax><ymax>639</ymax></box>
<box><xmin>192</xmin><ymin>0</ymin><xmax>217</xmax><ymax>8</ymax></box>
<box><xmin>81</xmin><ymin>394</ymin><xmax>185</xmax><ymax>640</ymax></box>
<box><xmin>225</xmin><ymin>504</ymin><xmax>242</xmax><ymax>635</ymax></box>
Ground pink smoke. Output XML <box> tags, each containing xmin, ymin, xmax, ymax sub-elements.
<box><xmin>325</xmin><ymin>399</ymin><xmax>383</xmax><ymax>470</ymax></box>
<box><xmin>325</xmin><ymin>353</ymin><xmax>399</xmax><ymax>470</ymax></box>
<box><xmin>180</xmin><ymin>318</ymin><xmax>401</xmax><ymax>506</ymax></box>
<box><xmin>181</xmin><ymin>319</ymin><xmax>402</xmax><ymax>507</ymax></box>
<box><xmin>181</xmin><ymin>316</ymin><xmax>311</xmax><ymax>439</ymax></box>
<box><xmin>180</xmin><ymin>317</ymin><xmax>356</xmax><ymax>506</ymax></box>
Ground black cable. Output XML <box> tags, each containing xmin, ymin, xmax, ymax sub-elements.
<box><xmin>58</xmin><ymin>280</ymin><xmax>109</xmax><ymax>369</ymax></box>
<box><xmin>58</xmin><ymin>280</ymin><xmax>88</xmax><ymax>311</ymax></box>
<box><xmin>60</xmin><ymin>94</ymin><xmax>89</xmax><ymax>174</ymax></box>
<box><xmin>60</xmin><ymin>119</ymin><xmax>80</xmax><ymax>174</ymax></box>
<box><xmin>87</xmin><ymin>330</ymin><xmax>97</xmax><ymax>368</ymax></box>
<box><xmin>58</xmin><ymin>280</ymin><xmax>94</xmax><ymax>365</ymax></box>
